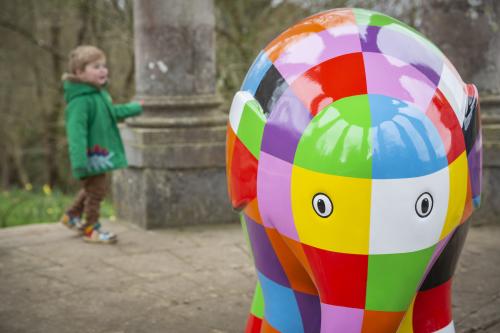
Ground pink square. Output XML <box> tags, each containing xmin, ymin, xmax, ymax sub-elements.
<box><xmin>320</xmin><ymin>304</ymin><xmax>364</xmax><ymax>332</ymax></box>
<box><xmin>274</xmin><ymin>25</ymin><xmax>362</xmax><ymax>84</ymax></box>
<box><xmin>257</xmin><ymin>152</ymin><xmax>299</xmax><ymax>241</ymax></box>
<box><xmin>363</xmin><ymin>52</ymin><xmax>436</xmax><ymax>112</ymax></box>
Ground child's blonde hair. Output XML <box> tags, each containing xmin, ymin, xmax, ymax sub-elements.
<box><xmin>67</xmin><ymin>45</ymin><xmax>106</xmax><ymax>74</ymax></box>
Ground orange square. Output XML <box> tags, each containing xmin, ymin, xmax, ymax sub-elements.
<box><xmin>264</xmin><ymin>9</ymin><xmax>356</xmax><ymax>62</ymax></box>
<box><xmin>266</xmin><ymin>228</ymin><xmax>317</xmax><ymax>295</ymax></box>
<box><xmin>361</xmin><ymin>309</ymin><xmax>405</xmax><ymax>333</ymax></box>
<box><xmin>261</xmin><ymin>319</ymin><xmax>280</xmax><ymax>333</ymax></box>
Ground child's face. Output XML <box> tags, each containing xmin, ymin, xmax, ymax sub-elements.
<box><xmin>76</xmin><ymin>57</ymin><xmax>108</xmax><ymax>86</ymax></box>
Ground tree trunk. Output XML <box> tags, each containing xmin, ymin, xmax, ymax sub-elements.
<box><xmin>12</xmin><ymin>145</ymin><xmax>30</xmax><ymax>186</ymax></box>
<box><xmin>46</xmin><ymin>19</ymin><xmax>63</xmax><ymax>188</ymax></box>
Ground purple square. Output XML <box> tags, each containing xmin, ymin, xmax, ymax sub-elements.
<box><xmin>260</xmin><ymin>88</ymin><xmax>312</xmax><ymax>163</ymax></box>
<box><xmin>257</xmin><ymin>151</ymin><xmax>299</xmax><ymax>241</ymax></box>
<box><xmin>360</xmin><ymin>25</ymin><xmax>443</xmax><ymax>86</ymax></box>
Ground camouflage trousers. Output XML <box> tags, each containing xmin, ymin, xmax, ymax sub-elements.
<box><xmin>67</xmin><ymin>173</ymin><xmax>108</xmax><ymax>227</ymax></box>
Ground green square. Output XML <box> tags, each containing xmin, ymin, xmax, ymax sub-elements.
<box><xmin>241</xmin><ymin>214</ymin><xmax>253</xmax><ymax>261</ymax></box>
<box><xmin>294</xmin><ymin>95</ymin><xmax>373</xmax><ymax>178</ymax></box>
<box><xmin>354</xmin><ymin>8</ymin><xmax>407</xmax><ymax>28</ymax></box>
<box><xmin>353</xmin><ymin>8</ymin><xmax>432</xmax><ymax>48</ymax></box>
<box><xmin>250</xmin><ymin>281</ymin><xmax>265</xmax><ymax>318</ymax></box>
<box><xmin>237</xmin><ymin>100</ymin><xmax>266</xmax><ymax>160</ymax></box>
<box><xmin>366</xmin><ymin>246</ymin><xmax>435</xmax><ymax>311</ymax></box>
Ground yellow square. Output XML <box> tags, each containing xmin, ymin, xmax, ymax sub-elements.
<box><xmin>440</xmin><ymin>152</ymin><xmax>468</xmax><ymax>239</ymax></box>
<box><xmin>291</xmin><ymin>165</ymin><xmax>371</xmax><ymax>254</ymax></box>
<box><xmin>396</xmin><ymin>297</ymin><xmax>415</xmax><ymax>333</ymax></box>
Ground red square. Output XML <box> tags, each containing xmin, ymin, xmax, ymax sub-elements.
<box><xmin>302</xmin><ymin>243</ymin><xmax>368</xmax><ymax>308</ymax></box>
<box><xmin>291</xmin><ymin>52</ymin><xmax>367</xmax><ymax>116</ymax></box>
<box><xmin>226</xmin><ymin>124</ymin><xmax>237</xmax><ymax>196</ymax></box>
<box><xmin>413</xmin><ymin>278</ymin><xmax>452</xmax><ymax>333</ymax></box>
<box><xmin>426</xmin><ymin>88</ymin><xmax>465</xmax><ymax>164</ymax></box>
<box><xmin>245</xmin><ymin>314</ymin><xmax>263</xmax><ymax>333</ymax></box>
<box><xmin>229</xmin><ymin>136</ymin><xmax>258</xmax><ymax>210</ymax></box>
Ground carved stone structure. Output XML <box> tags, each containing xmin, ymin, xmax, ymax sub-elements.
<box><xmin>478</xmin><ymin>96</ymin><xmax>500</xmax><ymax>224</ymax></box>
<box><xmin>113</xmin><ymin>0</ymin><xmax>235</xmax><ymax>228</ymax></box>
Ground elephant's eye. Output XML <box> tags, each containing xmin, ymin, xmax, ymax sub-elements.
<box><xmin>312</xmin><ymin>193</ymin><xmax>333</xmax><ymax>218</ymax></box>
<box><xmin>415</xmin><ymin>192</ymin><xmax>433</xmax><ymax>218</ymax></box>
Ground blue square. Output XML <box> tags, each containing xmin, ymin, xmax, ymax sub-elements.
<box><xmin>258</xmin><ymin>272</ymin><xmax>303</xmax><ymax>333</ymax></box>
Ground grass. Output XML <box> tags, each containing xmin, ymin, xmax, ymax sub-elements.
<box><xmin>0</xmin><ymin>185</ymin><xmax>115</xmax><ymax>228</ymax></box>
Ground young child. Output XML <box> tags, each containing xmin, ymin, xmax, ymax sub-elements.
<box><xmin>60</xmin><ymin>45</ymin><xmax>142</xmax><ymax>244</ymax></box>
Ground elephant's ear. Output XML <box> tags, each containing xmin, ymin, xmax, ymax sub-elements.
<box><xmin>462</xmin><ymin>84</ymin><xmax>482</xmax><ymax>209</ymax></box>
<box><xmin>462</xmin><ymin>84</ymin><xmax>480</xmax><ymax>153</ymax></box>
<box><xmin>226</xmin><ymin>91</ymin><xmax>267</xmax><ymax>211</ymax></box>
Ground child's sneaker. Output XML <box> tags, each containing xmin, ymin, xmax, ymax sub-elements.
<box><xmin>60</xmin><ymin>213</ymin><xmax>84</xmax><ymax>233</ymax></box>
<box><xmin>83</xmin><ymin>222</ymin><xmax>117</xmax><ymax>244</ymax></box>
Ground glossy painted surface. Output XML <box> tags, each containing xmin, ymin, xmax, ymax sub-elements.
<box><xmin>226</xmin><ymin>8</ymin><xmax>482</xmax><ymax>333</ymax></box>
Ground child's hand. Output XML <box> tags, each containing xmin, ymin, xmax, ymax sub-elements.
<box><xmin>139</xmin><ymin>99</ymin><xmax>145</xmax><ymax>106</ymax></box>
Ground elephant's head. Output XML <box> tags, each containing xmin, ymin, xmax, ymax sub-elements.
<box><xmin>226</xmin><ymin>8</ymin><xmax>481</xmax><ymax>333</ymax></box>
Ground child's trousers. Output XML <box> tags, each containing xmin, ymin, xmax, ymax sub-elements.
<box><xmin>67</xmin><ymin>173</ymin><xmax>108</xmax><ymax>227</ymax></box>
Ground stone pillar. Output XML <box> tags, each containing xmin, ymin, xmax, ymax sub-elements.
<box><xmin>112</xmin><ymin>0</ymin><xmax>236</xmax><ymax>228</ymax></box>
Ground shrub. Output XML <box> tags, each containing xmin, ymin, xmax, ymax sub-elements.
<box><xmin>0</xmin><ymin>185</ymin><xmax>115</xmax><ymax>228</ymax></box>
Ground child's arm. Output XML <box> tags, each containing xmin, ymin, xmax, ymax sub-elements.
<box><xmin>65</xmin><ymin>99</ymin><xmax>89</xmax><ymax>178</ymax></box>
<box><xmin>112</xmin><ymin>102</ymin><xmax>143</xmax><ymax>122</ymax></box>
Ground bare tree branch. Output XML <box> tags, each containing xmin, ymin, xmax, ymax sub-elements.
<box><xmin>0</xmin><ymin>20</ymin><xmax>65</xmax><ymax>60</ymax></box>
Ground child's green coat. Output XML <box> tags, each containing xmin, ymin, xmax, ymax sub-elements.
<box><xmin>63</xmin><ymin>80</ymin><xmax>142</xmax><ymax>179</ymax></box>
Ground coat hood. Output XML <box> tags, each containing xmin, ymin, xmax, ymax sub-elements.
<box><xmin>63</xmin><ymin>80</ymin><xmax>101</xmax><ymax>103</ymax></box>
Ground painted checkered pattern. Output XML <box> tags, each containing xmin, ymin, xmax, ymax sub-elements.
<box><xmin>227</xmin><ymin>8</ymin><xmax>481</xmax><ymax>333</ymax></box>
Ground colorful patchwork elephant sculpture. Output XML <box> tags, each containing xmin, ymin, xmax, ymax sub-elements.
<box><xmin>226</xmin><ymin>8</ymin><xmax>482</xmax><ymax>333</ymax></box>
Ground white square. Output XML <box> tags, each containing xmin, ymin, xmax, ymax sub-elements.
<box><xmin>438</xmin><ymin>64</ymin><xmax>467</xmax><ymax>125</ymax></box>
<box><xmin>229</xmin><ymin>91</ymin><xmax>255</xmax><ymax>134</ymax></box>
<box><xmin>435</xmin><ymin>321</ymin><xmax>455</xmax><ymax>333</ymax></box>
<box><xmin>369</xmin><ymin>166</ymin><xmax>450</xmax><ymax>254</ymax></box>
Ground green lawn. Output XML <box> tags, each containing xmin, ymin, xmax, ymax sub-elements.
<box><xmin>0</xmin><ymin>186</ymin><xmax>115</xmax><ymax>228</ymax></box>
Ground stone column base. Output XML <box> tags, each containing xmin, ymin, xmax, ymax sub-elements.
<box><xmin>111</xmin><ymin>93</ymin><xmax>238</xmax><ymax>229</ymax></box>
<box><xmin>112</xmin><ymin>167</ymin><xmax>237</xmax><ymax>229</ymax></box>
<box><xmin>472</xmin><ymin>95</ymin><xmax>500</xmax><ymax>225</ymax></box>
<box><xmin>473</xmin><ymin>166</ymin><xmax>500</xmax><ymax>225</ymax></box>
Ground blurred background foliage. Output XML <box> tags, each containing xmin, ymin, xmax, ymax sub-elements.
<box><xmin>0</xmin><ymin>0</ymin><xmax>135</xmax><ymax>193</ymax></box>
<box><xmin>0</xmin><ymin>0</ymin><xmax>423</xmax><ymax>225</ymax></box>
<box><xmin>0</xmin><ymin>186</ymin><xmax>115</xmax><ymax>228</ymax></box>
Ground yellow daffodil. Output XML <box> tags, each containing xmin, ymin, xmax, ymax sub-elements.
<box><xmin>42</xmin><ymin>184</ymin><xmax>52</xmax><ymax>196</ymax></box>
